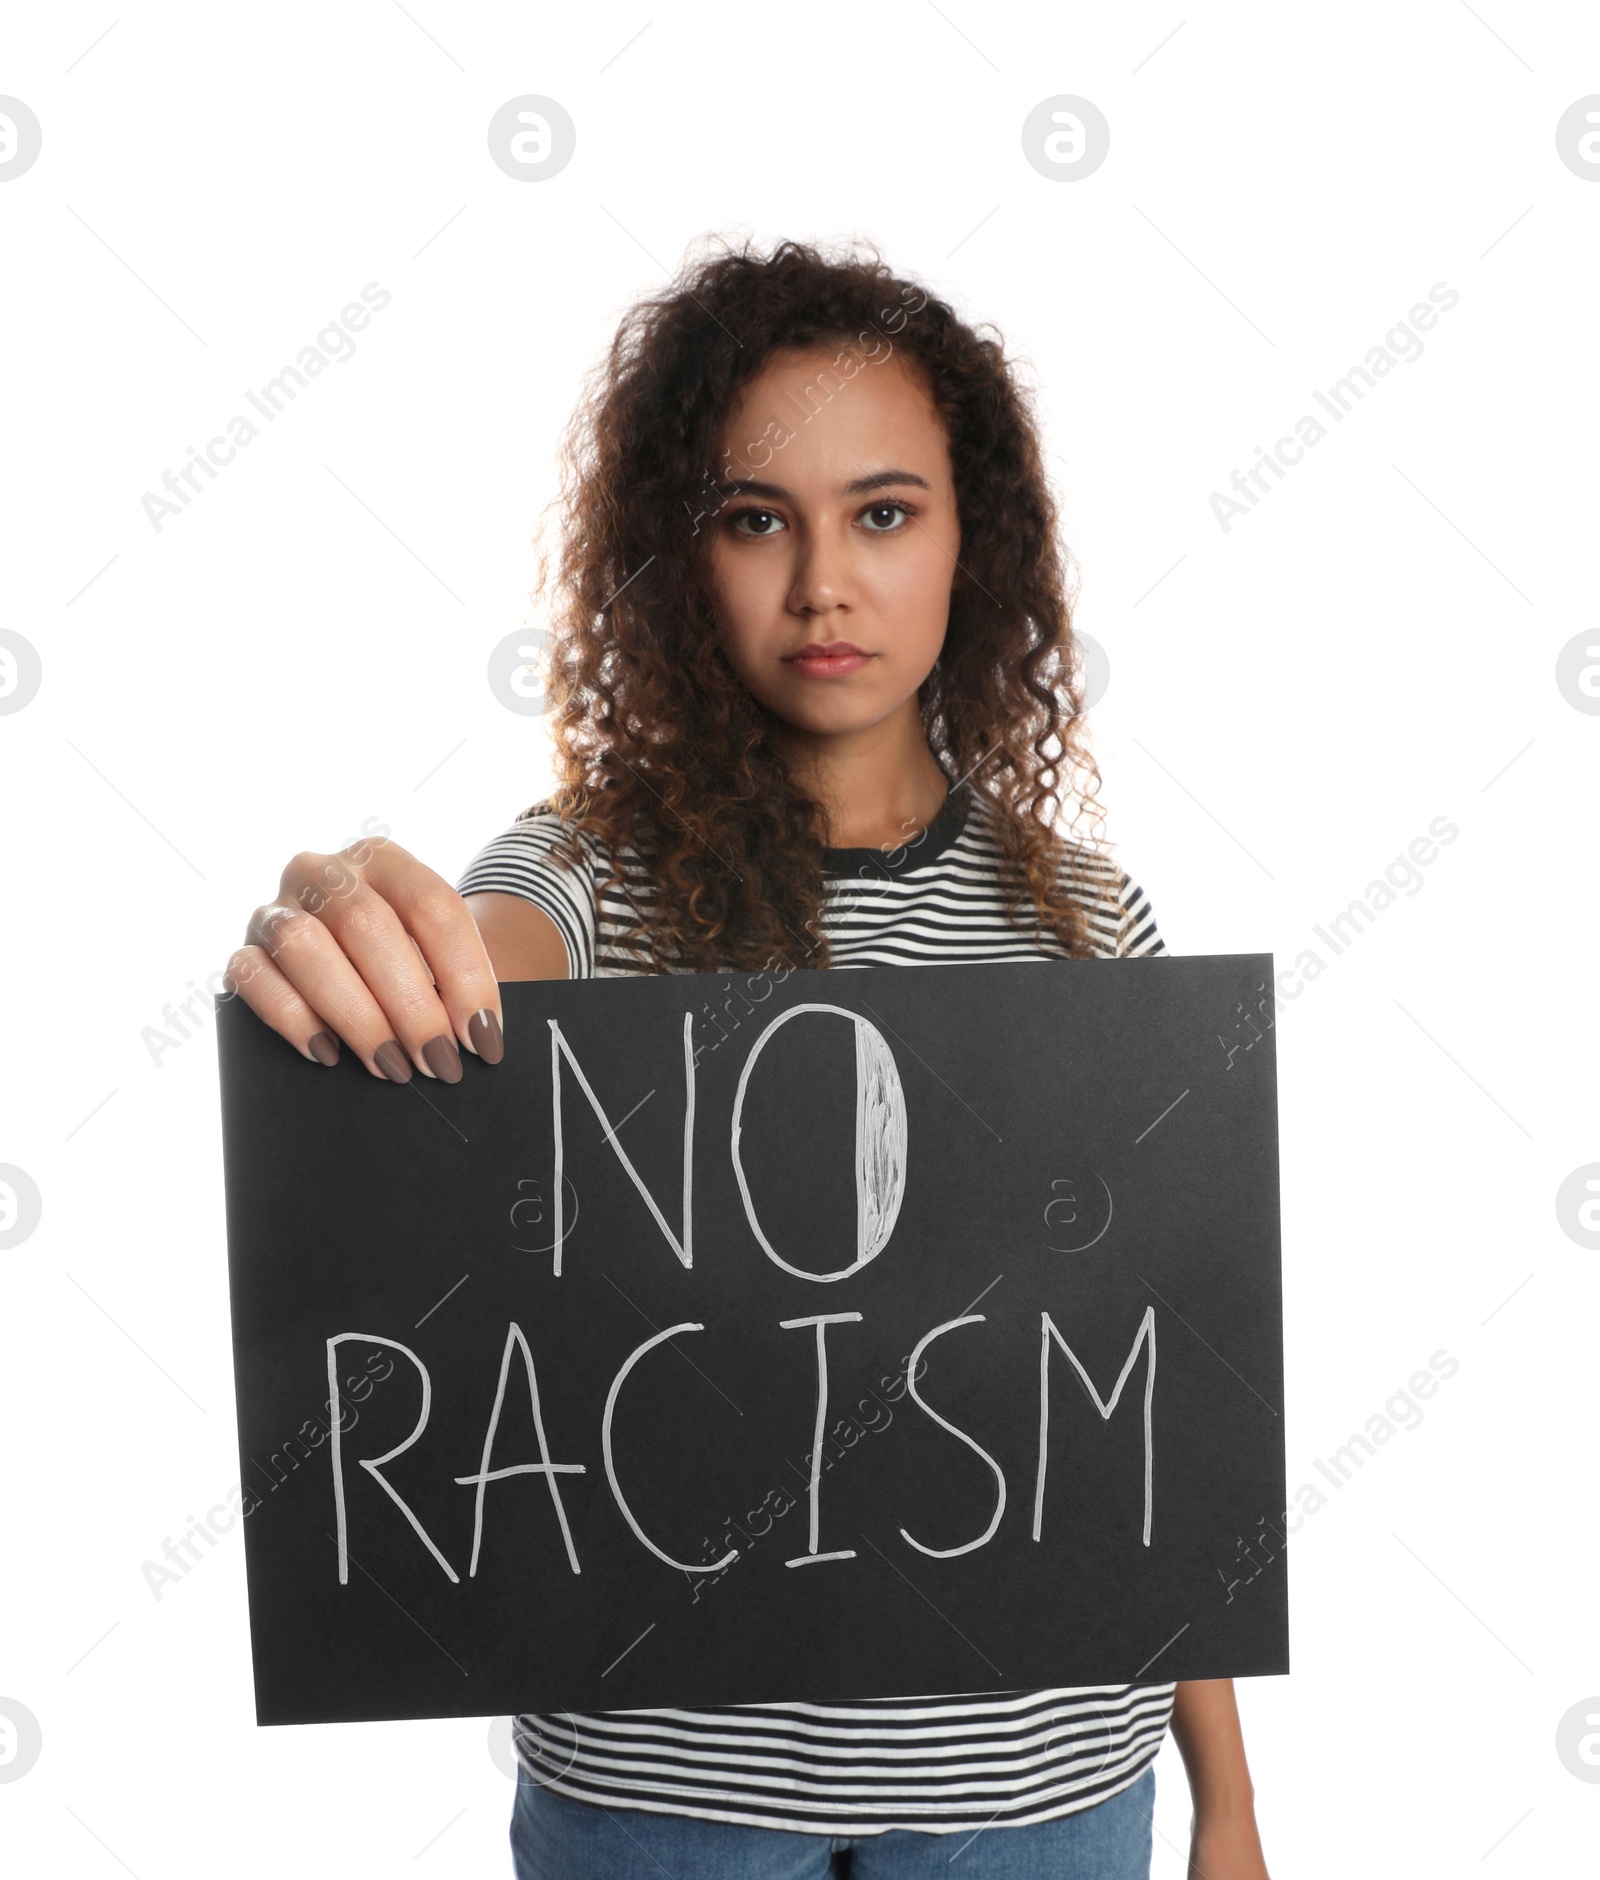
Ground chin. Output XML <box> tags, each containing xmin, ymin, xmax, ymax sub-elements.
<box><xmin>779</xmin><ymin>702</ymin><xmax>900</xmax><ymax>739</ymax></box>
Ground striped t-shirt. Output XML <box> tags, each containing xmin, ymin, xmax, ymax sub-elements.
<box><xmin>456</xmin><ymin>778</ymin><xmax>1175</xmax><ymax>1835</ymax></box>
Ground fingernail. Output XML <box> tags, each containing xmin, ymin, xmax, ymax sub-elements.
<box><xmin>423</xmin><ymin>1034</ymin><xmax>463</xmax><ymax>1084</ymax></box>
<box><xmin>468</xmin><ymin>1008</ymin><xmax>504</xmax><ymax>1065</ymax></box>
<box><xmin>374</xmin><ymin>1039</ymin><xmax>412</xmax><ymax>1083</ymax></box>
<box><xmin>307</xmin><ymin>1031</ymin><xmax>340</xmax><ymax>1066</ymax></box>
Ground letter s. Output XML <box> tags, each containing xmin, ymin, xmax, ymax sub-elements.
<box><xmin>897</xmin><ymin>1316</ymin><xmax>1006</xmax><ymax>1558</ymax></box>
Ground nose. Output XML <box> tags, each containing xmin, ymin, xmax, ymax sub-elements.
<box><xmin>786</xmin><ymin>522</ymin><xmax>854</xmax><ymax>618</ymax></box>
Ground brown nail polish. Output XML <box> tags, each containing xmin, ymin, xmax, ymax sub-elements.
<box><xmin>374</xmin><ymin>1039</ymin><xmax>412</xmax><ymax>1083</ymax></box>
<box><xmin>307</xmin><ymin>1031</ymin><xmax>340</xmax><ymax>1066</ymax></box>
<box><xmin>423</xmin><ymin>1034</ymin><xmax>463</xmax><ymax>1084</ymax></box>
<box><xmin>468</xmin><ymin>1008</ymin><xmax>504</xmax><ymax>1065</ymax></box>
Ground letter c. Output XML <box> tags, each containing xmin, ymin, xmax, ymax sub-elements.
<box><xmin>602</xmin><ymin>1323</ymin><xmax>737</xmax><ymax>1573</ymax></box>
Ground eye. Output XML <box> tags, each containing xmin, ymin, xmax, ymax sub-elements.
<box><xmin>859</xmin><ymin>500</ymin><xmax>914</xmax><ymax>533</ymax></box>
<box><xmin>729</xmin><ymin>507</ymin><xmax>786</xmax><ymax>537</ymax></box>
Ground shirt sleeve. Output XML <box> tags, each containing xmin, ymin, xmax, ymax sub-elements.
<box><xmin>454</xmin><ymin>804</ymin><xmax>598</xmax><ymax>979</ymax></box>
<box><xmin>1116</xmin><ymin>870</ymin><xmax>1169</xmax><ymax>958</ymax></box>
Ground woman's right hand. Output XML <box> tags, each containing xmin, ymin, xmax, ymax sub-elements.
<box><xmin>225</xmin><ymin>834</ymin><xmax>505</xmax><ymax>1083</ymax></box>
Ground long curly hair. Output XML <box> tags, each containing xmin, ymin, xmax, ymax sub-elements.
<box><xmin>531</xmin><ymin>234</ymin><xmax>1113</xmax><ymax>972</ymax></box>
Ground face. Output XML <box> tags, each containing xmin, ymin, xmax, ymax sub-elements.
<box><xmin>704</xmin><ymin>346</ymin><xmax>963</xmax><ymax>742</ymax></box>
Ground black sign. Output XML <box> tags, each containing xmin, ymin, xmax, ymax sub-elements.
<box><xmin>215</xmin><ymin>953</ymin><xmax>1287</xmax><ymax>1725</ymax></box>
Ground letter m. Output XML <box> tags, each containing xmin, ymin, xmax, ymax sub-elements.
<box><xmin>1033</xmin><ymin>1307</ymin><xmax>1156</xmax><ymax>1547</ymax></box>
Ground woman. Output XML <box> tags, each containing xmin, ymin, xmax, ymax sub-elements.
<box><xmin>228</xmin><ymin>237</ymin><xmax>1271</xmax><ymax>1878</ymax></box>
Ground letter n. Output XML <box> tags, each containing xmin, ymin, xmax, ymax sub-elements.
<box><xmin>548</xmin><ymin>1013</ymin><xmax>696</xmax><ymax>1276</ymax></box>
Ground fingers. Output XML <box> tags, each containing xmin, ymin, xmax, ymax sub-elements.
<box><xmin>225</xmin><ymin>944</ymin><xmax>346</xmax><ymax>1065</ymax></box>
<box><xmin>358</xmin><ymin>843</ymin><xmax>505</xmax><ymax>1064</ymax></box>
<box><xmin>235</xmin><ymin>900</ymin><xmax>430</xmax><ymax>1081</ymax></box>
<box><xmin>237</xmin><ymin>840</ymin><xmax>505</xmax><ymax>1083</ymax></box>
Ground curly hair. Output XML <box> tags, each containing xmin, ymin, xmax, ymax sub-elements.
<box><xmin>531</xmin><ymin>233</ymin><xmax>1114</xmax><ymax>972</ymax></box>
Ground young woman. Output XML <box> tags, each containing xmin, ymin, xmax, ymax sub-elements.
<box><xmin>229</xmin><ymin>239</ymin><xmax>1271</xmax><ymax>1879</ymax></box>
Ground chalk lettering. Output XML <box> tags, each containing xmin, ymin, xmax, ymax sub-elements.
<box><xmin>898</xmin><ymin>1315</ymin><xmax>1007</xmax><ymax>1558</ymax></box>
<box><xmin>1033</xmin><ymin>1308</ymin><xmax>1157</xmax><ymax>1548</ymax></box>
<box><xmin>550</xmin><ymin>1011</ymin><xmax>696</xmax><ymax>1276</ymax></box>
<box><xmin>326</xmin><ymin>1333</ymin><xmax>460</xmax><ymax>1585</ymax></box>
<box><xmin>602</xmin><ymin>1323</ymin><xmax>737</xmax><ymax>1573</ymax></box>
<box><xmin>453</xmin><ymin>1322</ymin><xmax>586</xmax><ymax>1576</ymax></box>
<box><xmin>731</xmin><ymin>1004</ymin><xmax>907</xmax><ymax>1282</ymax></box>
<box><xmin>780</xmin><ymin>1312</ymin><xmax>864</xmax><ymax>1566</ymax></box>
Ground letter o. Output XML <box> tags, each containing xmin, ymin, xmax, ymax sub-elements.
<box><xmin>730</xmin><ymin>1003</ymin><xmax>907</xmax><ymax>1282</ymax></box>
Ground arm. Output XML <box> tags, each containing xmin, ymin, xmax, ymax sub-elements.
<box><xmin>1169</xmin><ymin>1680</ymin><xmax>1270</xmax><ymax>1880</ymax></box>
<box><xmin>463</xmin><ymin>890</ymin><xmax>570</xmax><ymax>981</ymax></box>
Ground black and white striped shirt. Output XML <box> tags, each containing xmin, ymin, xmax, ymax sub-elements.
<box><xmin>456</xmin><ymin>779</ymin><xmax>1175</xmax><ymax>1835</ymax></box>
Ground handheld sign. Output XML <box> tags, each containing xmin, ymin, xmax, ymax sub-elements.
<box><xmin>216</xmin><ymin>954</ymin><xmax>1287</xmax><ymax>1726</ymax></box>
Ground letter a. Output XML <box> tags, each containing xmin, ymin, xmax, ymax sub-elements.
<box><xmin>453</xmin><ymin>1323</ymin><xmax>586</xmax><ymax>1576</ymax></box>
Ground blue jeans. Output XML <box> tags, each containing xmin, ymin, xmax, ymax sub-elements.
<box><xmin>510</xmin><ymin>1765</ymin><xmax>1154</xmax><ymax>1878</ymax></box>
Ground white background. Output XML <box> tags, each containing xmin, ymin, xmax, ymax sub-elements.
<box><xmin>2</xmin><ymin>3</ymin><xmax>1596</xmax><ymax>1874</ymax></box>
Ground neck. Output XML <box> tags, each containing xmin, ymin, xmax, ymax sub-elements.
<box><xmin>775</xmin><ymin>700</ymin><xmax>951</xmax><ymax>851</ymax></box>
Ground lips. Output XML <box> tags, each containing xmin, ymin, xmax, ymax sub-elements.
<box><xmin>785</xmin><ymin>641</ymin><xmax>873</xmax><ymax>677</ymax></box>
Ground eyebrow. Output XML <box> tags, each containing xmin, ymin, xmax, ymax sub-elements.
<box><xmin>716</xmin><ymin>468</ymin><xmax>932</xmax><ymax>500</ymax></box>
